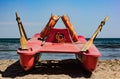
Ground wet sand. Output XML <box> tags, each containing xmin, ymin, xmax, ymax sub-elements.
<box><xmin>0</xmin><ymin>59</ymin><xmax>120</xmax><ymax>79</ymax></box>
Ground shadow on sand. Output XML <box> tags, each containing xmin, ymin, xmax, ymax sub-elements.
<box><xmin>0</xmin><ymin>59</ymin><xmax>92</xmax><ymax>78</ymax></box>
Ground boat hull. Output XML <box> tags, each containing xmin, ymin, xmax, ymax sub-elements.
<box><xmin>76</xmin><ymin>53</ymin><xmax>98</xmax><ymax>71</ymax></box>
<box><xmin>17</xmin><ymin>31</ymin><xmax>101</xmax><ymax>71</ymax></box>
<box><xmin>19</xmin><ymin>54</ymin><xmax>35</xmax><ymax>71</ymax></box>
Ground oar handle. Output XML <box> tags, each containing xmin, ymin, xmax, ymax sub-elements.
<box><xmin>91</xmin><ymin>16</ymin><xmax>109</xmax><ymax>40</ymax></box>
<box><xmin>16</xmin><ymin>12</ymin><xmax>19</xmax><ymax>18</ymax></box>
<box><xmin>104</xmin><ymin>16</ymin><xmax>109</xmax><ymax>22</ymax></box>
<box><xmin>16</xmin><ymin>12</ymin><xmax>27</xmax><ymax>39</ymax></box>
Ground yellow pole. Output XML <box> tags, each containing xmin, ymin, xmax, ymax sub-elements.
<box><xmin>40</xmin><ymin>15</ymin><xmax>60</xmax><ymax>38</ymax></box>
<box><xmin>61</xmin><ymin>15</ymin><xmax>78</xmax><ymax>42</ymax></box>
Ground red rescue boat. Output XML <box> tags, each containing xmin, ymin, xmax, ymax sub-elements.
<box><xmin>16</xmin><ymin>12</ymin><xmax>108</xmax><ymax>71</ymax></box>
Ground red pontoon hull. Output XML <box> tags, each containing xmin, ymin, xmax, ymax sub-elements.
<box><xmin>17</xmin><ymin>29</ymin><xmax>101</xmax><ymax>71</ymax></box>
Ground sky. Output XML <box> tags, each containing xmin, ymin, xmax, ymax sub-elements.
<box><xmin>0</xmin><ymin>0</ymin><xmax>120</xmax><ymax>38</ymax></box>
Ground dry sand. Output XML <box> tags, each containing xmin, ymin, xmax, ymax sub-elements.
<box><xmin>0</xmin><ymin>59</ymin><xmax>120</xmax><ymax>79</ymax></box>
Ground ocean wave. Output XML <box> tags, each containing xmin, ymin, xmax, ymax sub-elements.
<box><xmin>96</xmin><ymin>44</ymin><xmax>120</xmax><ymax>48</ymax></box>
<box><xmin>0</xmin><ymin>50</ymin><xmax>17</xmax><ymax>51</ymax></box>
<box><xmin>0</xmin><ymin>38</ymin><xmax>120</xmax><ymax>60</ymax></box>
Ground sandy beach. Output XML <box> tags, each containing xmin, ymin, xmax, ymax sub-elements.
<box><xmin>0</xmin><ymin>59</ymin><xmax>120</xmax><ymax>79</ymax></box>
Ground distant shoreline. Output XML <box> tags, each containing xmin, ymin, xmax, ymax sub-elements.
<box><xmin>0</xmin><ymin>38</ymin><xmax>120</xmax><ymax>39</ymax></box>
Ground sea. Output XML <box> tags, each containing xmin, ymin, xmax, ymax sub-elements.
<box><xmin>0</xmin><ymin>38</ymin><xmax>120</xmax><ymax>60</ymax></box>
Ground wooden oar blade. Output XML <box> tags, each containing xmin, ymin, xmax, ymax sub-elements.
<box><xmin>20</xmin><ymin>37</ymin><xmax>28</xmax><ymax>49</ymax></box>
<box><xmin>80</xmin><ymin>40</ymin><xmax>93</xmax><ymax>52</ymax></box>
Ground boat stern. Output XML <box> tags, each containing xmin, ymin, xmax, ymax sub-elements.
<box><xmin>17</xmin><ymin>48</ymin><xmax>36</xmax><ymax>71</ymax></box>
<box><xmin>76</xmin><ymin>44</ymin><xmax>101</xmax><ymax>71</ymax></box>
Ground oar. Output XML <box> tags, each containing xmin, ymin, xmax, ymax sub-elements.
<box><xmin>16</xmin><ymin>12</ymin><xmax>28</xmax><ymax>50</ymax></box>
<box><xmin>81</xmin><ymin>16</ymin><xmax>109</xmax><ymax>52</ymax></box>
